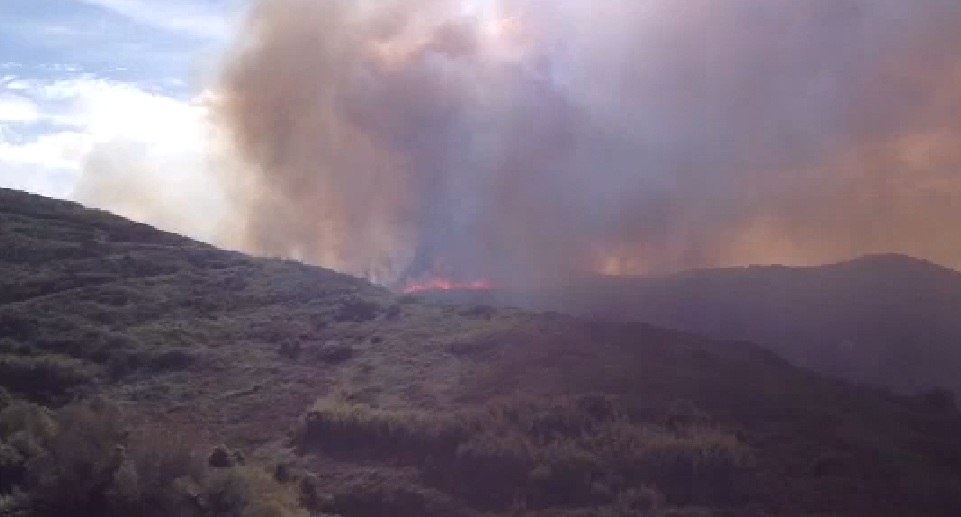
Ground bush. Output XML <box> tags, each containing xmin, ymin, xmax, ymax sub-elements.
<box><xmin>314</xmin><ymin>342</ymin><xmax>355</xmax><ymax>364</ymax></box>
<box><xmin>209</xmin><ymin>445</ymin><xmax>234</xmax><ymax>468</ymax></box>
<box><xmin>334</xmin><ymin>298</ymin><xmax>381</xmax><ymax>323</ymax></box>
<box><xmin>0</xmin><ymin>487</ymin><xmax>30</xmax><ymax>517</ymax></box>
<box><xmin>278</xmin><ymin>340</ymin><xmax>301</xmax><ymax>360</ymax></box>
<box><xmin>0</xmin><ymin>401</ymin><xmax>58</xmax><ymax>462</ymax></box>
<box><xmin>296</xmin><ymin>397</ymin><xmax>755</xmax><ymax>512</ymax></box>
<box><xmin>0</xmin><ymin>355</ymin><xmax>96</xmax><ymax>403</ymax></box>
<box><xmin>299</xmin><ymin>401</ymin><xmax>468</xmax><ymax>459</ymax></box>
<box><xmin>0</xmin><ymin>388</ymin><xmax>11</xmax><ymax>411</ymax></box>
<box><xmin>0</xmin><ymin>398</ymin><xmax>306</xmax><ymax>517</ymax></box>
<box><xmin>627</xmin><ymin>427</ymin><xmax>754</xmax><ymax>506</ymax></box>
<box><xmin>0</xmin><ymin>443</ymin><xmax>27</xmax><ymax>493</ymax></box>
<box><xmin>147</xmin><ymin>349</ymin><xmax>197</xmax><ymax>372</ymax></box>
<box><xmin>23</xmin><ymin>397</ymin><xmax>131</xmax><ymax>516</ymax></box>
<box><xmin>204</xmin><ymin>467</ymin><xmax>308</xmax><ymax>517</ymax></box>
<box><xmin>385</xmin><ymin>305</ymin><xmax>402</xmax><ymax>320</ymax></box>
<box><xmin>107</xmin><ymin>427</ymin><xmax>207</xmax><ymax>515</ymax></box>
<box><xmin>919</xmin><ymin>388</ymin><xmax>956</xmax><ymax>413</ymax></box>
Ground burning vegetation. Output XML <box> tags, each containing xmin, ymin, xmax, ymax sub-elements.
<box><xmin>403</xmin><ymin>277</ymin><xmax>493</xmax><ymax>294</ymax></box>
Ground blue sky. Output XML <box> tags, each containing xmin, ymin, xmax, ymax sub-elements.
<box><xmin>0</xmin><ymin>0</ymin><xmax>243</xmax><ymax>200</ymax></box>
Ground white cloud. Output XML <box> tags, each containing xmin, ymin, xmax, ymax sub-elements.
<box><xmin>30</xmin><ymin>77</ymin><xmax>209</xmax><ymax>144</ymax></box>
<box><xmin>4</xmin><ymin>80</ymin><xmax>32</xmax><ymax>91</ymax></box>
<box><xmin>0</xmin><ymin>74</ymin><xmax>227</xmax><ymax>241</ymax></box>
<box><xmin>0</xmin><ymin>94</ymin><xmax>39</xmax><ymax>122</ymax></box>
<box><xmin>0</xmin><ymin>131</ymin><xmax>88</xmax><ymax>169</ymax></box>
<box><xmin>0</xmin><ymin>161</ymin><xmax>77</xmax><ymax>200</ymax></box>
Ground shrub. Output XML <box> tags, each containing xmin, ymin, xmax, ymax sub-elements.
<box><xmin>919</xmin><ymin>388</ymin><xmax>956</xmax><ymax>413</ymax></box>
<box><xmin>0</xmin><ymin>401</ymin><xmax>58</xmax><ymax>463</ymax></box>
<box><xmin>0</xmin><ymin>388</ymin><xmax>11</xmax><ymax>411</ymax></box>
<box><xmin>626</xmin><ymin>427</ymin><xmax>755</xmax><ymax>506</ymax></box>
<box><xmin>272</xmin><ymin>463</ymin><xmax>292</xmax><ymax>484</ymax></box>
<box><xmin>458</xmin><ymin>305</ymin><xmax>495</xmax><ymax>319</ymax></box>
<box><xmin>0</xmin><ymin>487</ymin><xmax>29</xmax><ymax>517</ymax></box>
<box><xmin>334</xmin><ymin>298</ymin><xmax>381</xmax><ymax>323</ymax></box>
<box><xmin>209</xmin><ymin>445</ymin><xmax>234</xmax><ymax>468</ymax></box>
<box><xmin>203</xmin><ymin>467</ymin><xmax>307</xmax><ymax>517</ymax></box>
<box><xmin>385</xmin><ymin>305</ymin><xmax>402</xmax><ymax>320</ymax></box>
<box><xmin>297</xmin><ymin>474</ymin><xmax>319</xmax><ymax>509</ymax></box>
<box><xmin>278</xmin><ymin>340</ymin><xmax>301</xmax><ymax>360</ymax></box>
<box><xmin>609</xmin><ymin>487</ymin><xmax>665</xmax><ymax>515</ymax></box>
<box><xmin>296</xmin><ymin>397</ymin><xmax>755</xmax><ymax>512</ymax></box>
<box><xmin>0</xmin><ymin>443</ymin><xmax>27</xmax><ymax>493</ymax></box>
<box><xmin>22</xmin><ymin>398</ymin><xmax>131</xmax><ymax>516</ymax></box>
<box><xmin>147</xmin><ymin>349</ymin><xmax>197</xmax><ymax>372</ymax></box>
<box><xmin>0</xmin><ymin>355</ymin><xmax>96</xmax><ymax>403</ymax></box>
<box><xmin>0</xmin><ymin>398</ymin><xmax>306</xmax><ymax>517</ymax></box>
<box><xmin>104</xmin><ymin>428</ymin><xmax>207</xmax><ymax>517</ymax></box>
<box><xmin>299</xmin><ymin>401</ymin><xmax>468</xmax><ymax>460</ymax></box>
<box><xmin>314</xmin><ymin>342</ymin><xmax>355</xmax><ymax>364</ymax></box>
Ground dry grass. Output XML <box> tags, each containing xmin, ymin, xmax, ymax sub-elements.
<box><xmin>296</xmin><ymin>396</ymin><xmax>754</xmax><ymax>512</ymax></box>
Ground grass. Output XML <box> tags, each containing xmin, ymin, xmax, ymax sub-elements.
<box><xmin>296</xmin><ymin>396</ymin><xmax>754</xmax><ymax>512</ymax></box>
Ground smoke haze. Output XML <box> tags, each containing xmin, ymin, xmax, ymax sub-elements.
<box><xmin>161</xmin><ymin>0</ymin><xmax>961</xmax><ymax>286</ymax></box>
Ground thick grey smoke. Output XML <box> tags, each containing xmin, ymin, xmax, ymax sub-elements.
<box><xmin>215</xmin><ymin>0</ymin><xmax>961</xmax><ymax>287</ymax></box>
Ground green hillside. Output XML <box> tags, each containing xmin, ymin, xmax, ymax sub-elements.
<box><xmin>2</xmin><ymin>187</ymin><xmax>961</xmax><ymax>517</ymax></box>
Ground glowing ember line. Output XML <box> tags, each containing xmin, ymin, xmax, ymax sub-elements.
<box><xmin>403</xmin><ymin>278</ymin><xmax>493</xmax><ymax>294</ymax></box>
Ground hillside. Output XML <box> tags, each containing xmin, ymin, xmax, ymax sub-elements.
<box><xmin>455</xmin><ymin>256</ymin><xmax>961</xmax><ymax>397</ymax></box>
<box><xmin>3</xmin><ymin>187</ymin><xmax>961</xmax><ymax>517</ymax></box>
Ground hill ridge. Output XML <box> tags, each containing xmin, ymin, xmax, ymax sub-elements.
<box><xmin>450</xmin><ymin>252</ymin><xmax>961</xmax><ymax>397</ymax></box>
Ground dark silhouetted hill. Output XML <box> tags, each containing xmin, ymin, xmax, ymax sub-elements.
<box><xmin>485</xmin><ymin>256</ymin><xmax>961</xmax><ymax>397</ymax></box>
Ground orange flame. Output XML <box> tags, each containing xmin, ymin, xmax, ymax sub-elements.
<box><xmin>403</xmin><ymin>277</ymin><xmax>493</xmax><ymax>294</ymax></box>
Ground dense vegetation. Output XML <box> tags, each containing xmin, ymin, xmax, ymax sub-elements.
<box><xmin>0</xmin><ymin>393</ymin><xmax>305</xmax><ymax>517</ymax></box>
<box><xmin>440</xmin><ymin>255</ymin><xmax>961</xmax><ymax>397</ymax></box>
<box><xmin>2</xmin><ymin>187</ymin><xmax>961</xmax><ymax>516</ymax></box>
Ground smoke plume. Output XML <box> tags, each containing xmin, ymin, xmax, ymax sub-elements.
<box><xmin>213</xmin><ymin>0</ymin><xmax>961</xmax><ymax>287</ymax></box>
